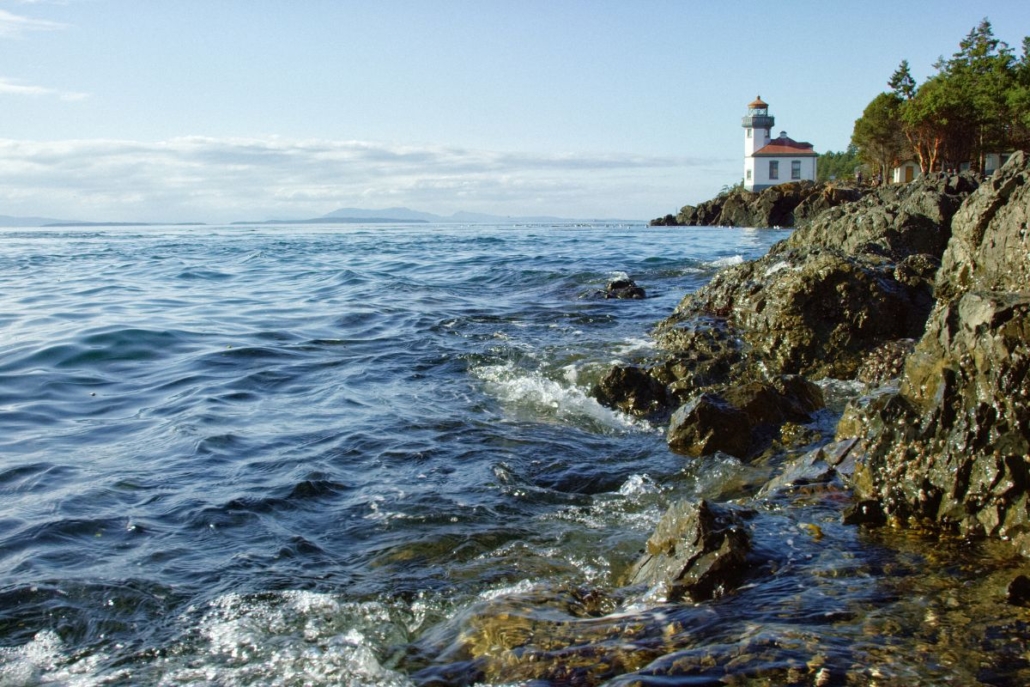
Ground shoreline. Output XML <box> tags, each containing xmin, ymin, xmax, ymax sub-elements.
<box><xmin>604</xmin><ymin>153</ymin><xmax>1030</xmax><ymax>587</ymax></box>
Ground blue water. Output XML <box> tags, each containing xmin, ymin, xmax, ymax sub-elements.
<box><xmin>1</xmin><ymin>224</ymin><xmax>1023</xmax><ymax>686</ymax></box>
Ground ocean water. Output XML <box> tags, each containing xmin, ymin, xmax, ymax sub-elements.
<box><xmin>1</xmin><ymin>223</ymin><xmax>1027</xmax><ymax>686</ymax></box>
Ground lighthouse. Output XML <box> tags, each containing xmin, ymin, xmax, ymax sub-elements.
<box><xmin>742</xmin><ymin>96</ymin><xmax>817</xmax><ymax>191</ymax></box>
<box><xmin>743</xmin><ymin>96</ymin><xmax>774</xmax><ymax>159</ymax></box>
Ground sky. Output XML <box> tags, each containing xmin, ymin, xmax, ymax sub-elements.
<box><xmin>1</xmin><ymin>1</ymin><xmax>1029</xmax><ymax>224</ymax></box>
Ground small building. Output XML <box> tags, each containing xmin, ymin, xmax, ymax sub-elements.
<box><xmin>892</xmin><ymin>160</ymin><xmax>920</xmax><ymax>184</ymax></box>
<box><xmin>984</xmin><ymin>153</ymin><xmax>1014</xmax><ymax>176</ymax></box>
<box><xmin>742</xmin><ymin>96</ymin><xmax>818</xmax><ymax>191</ymax></box>
<box><xmin>891</xmin><ymin>152</ymin><xmax>1012</xmax><ymax>183</ymax></box>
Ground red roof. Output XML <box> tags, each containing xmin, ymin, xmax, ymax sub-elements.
<box><xmin>748</xmin><ymin>96</ymin><xmax>768</xmax><ymax>109</ymax></box>
<box><xmin>753</xmin><ymin>135</ymin><xmax>817</xmax><ymax>157</ymax></box>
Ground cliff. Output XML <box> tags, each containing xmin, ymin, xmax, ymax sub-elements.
<box><xmin>839</xmin><ymin>152</ymin><xmax>1030</xmax><ymax>552</ymax></box>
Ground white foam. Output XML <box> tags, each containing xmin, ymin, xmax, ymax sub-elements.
<box><xmin>477</xmin><ymin>578</ymin><xmax>541</xmax><ymax>601</ymax></box>
<box><xmin>763</xmin><ymin>260</ymin><xmax>792</xmax><ymax>277</ymax></box>
<box><xmin>708</xmin><ymin>255</ymin><xmax>745</xmax><ymax>268</ymax></box>
<box><xmin>472</xmin><ymin>362</ymin><xmax>646</xmax><ymax>432</ymax></box>
<box><xmin>156</xmin><ymin>591</ymin><xmax>415</xmax><ymax>687</ymax></box>
<box><xmin>617</xmin><ymin>473</ymin><xmax>662</xmax><ymax>498</ymax></box>
<box><xmin>612</xmin><ymin>337</ymin><xmax>656</xmax><ymax>357</ymax></box>
<box><xmin>0</xmin><ymin>630</ymin><xmax>113</xmax><ymax>686</ymax></box>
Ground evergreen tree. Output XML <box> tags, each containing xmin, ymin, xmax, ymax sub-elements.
<box><xmin>935</xmin><ymin>18</ymin><xmax>1015</xmax><ymax>171</ymax></box>
<box><xmin>817</xmin><ymin>145</ymin><xmax>860</xmax><ymax>182</ymax></box>
<box><xmin>889</xmin><ymin>60</ymin><xmax>917</xmax><ymax>100</ymax></box>
<box><xmin>852</xmin><ymin>93</ymin><xmax>909</xmax><ymax>180</ymax></box>
<box><xmin>856</xmin><ymin>18</ymin><xmax>1029</xmax><ymax>176</ymax></box>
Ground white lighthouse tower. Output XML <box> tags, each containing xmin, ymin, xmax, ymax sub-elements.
<box><xmin>742</xmin><ymin>96</ymin><xmax>774</xmax><ymax>190</ymax></box>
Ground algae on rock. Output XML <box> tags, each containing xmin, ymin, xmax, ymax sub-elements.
<box><xmin>841</xmin><ymin>152</ymin><xmax>1030</xmax><ymax>554</ymax></box>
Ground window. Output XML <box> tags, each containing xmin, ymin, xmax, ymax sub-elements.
<box><xmin>769</xmin><ymin>160</ymin><xmax>779</xmax><ymax>179</ymax></box>
<box><xmin>791</xmin><ymin>160</ymin><xmax>802</xmax><ymax>179</ymax></box>
<box><xmin>747</xmin><ymin>129</ymin><xmax>752</xmax><ymax>139</ymax></box>
<box><xmin>746</xmin><ymin>169</ymin><xmax>752</xmax><ymax>180</ymax></box>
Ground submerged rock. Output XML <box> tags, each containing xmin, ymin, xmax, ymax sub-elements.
<box><xmin>758</xmin><ymin>438</ymin><xmax>858</xmax><ymax>499</ymax></box>
<box><xmin>604</xmin><ymin>277</ymin><xmax>646</xmax><ymax>300</ymax></box>
<box><xmin>625</xmin><ymin>499</ymin><xmax>751</xmax><ymax>602</ymax></box>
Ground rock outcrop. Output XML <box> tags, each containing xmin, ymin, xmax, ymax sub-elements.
<box><xmin>599</xmin><ymin>171</ymin><xmax>981</xmax><ymax>464</ymax></box>
<box><xmin>656</xmin><ymin>171</ymin><xmax>978</xmax><ymax>381</ymax></box>
<box><xmin>650</xmin><ymin>181</ymin><xmax>864</xmax><ymax>228</ymax></box>
<box><xmin>840</xmin><ymin>152</ymin><xmax>1030</xmax><ymax>553</ymax></box>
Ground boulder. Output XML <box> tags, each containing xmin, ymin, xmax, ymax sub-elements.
<box><xmin>664</xmin><ymin>378</ymin><xmax>824</xmax><ymax>459</ymax></box>
<box><xmin>666</xmin><ymin>392</ymin><xmax>751</xmax><ymax>457</ymax></box>
<box><xmin>625</xmin><ymin>499</ymin><xmax>751</xmax><ymax>602</ymax></box>
<box><xmin>594</xmin><ymin>364</ymin><xmax>668</xmax><ymax>418</ymax></box>
<box><xmin>723</xmin><ymin>375</ymin><xmax>824</xmax><ymax>427</ymax></box>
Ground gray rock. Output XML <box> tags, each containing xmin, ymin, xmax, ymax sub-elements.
<box><xmin>625</xmin><ymin>499</ymin><xmax>751</xmax><ymax>602</ymax></box>
<box><xmin>758</xmin><ymin>438</ymin><xmax>858</xmax><ymax>499</ymax></box>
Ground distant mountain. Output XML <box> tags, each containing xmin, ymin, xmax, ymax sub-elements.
<box><xmin>323</xmin><ymin>207</ymin><xmax>444</xmax><ymax>222</ymax></box>
<box><xmin>0</xmin><ymin>214</ymin><xmax>76</xmax><ymax>227</ymax></box>
<box><xmin>321</xmin><ymin>207</ymin><xmax>634</xmax><ymax>224</ymax></box>
<box><xmin>231</xmin><ymin>216</ymin><xmax>426</xmax><ymax>226</ymax></box>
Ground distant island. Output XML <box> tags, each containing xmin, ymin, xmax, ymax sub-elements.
<box><xmin>43</xmin><ymin>221</ymin><xmax>207</xmax><ymax>228</ymax></box>
<box><xmin>1</xmin><ymin>207</ymin><xmax>639</xmax><ymax>228</ymax></box>
<box><xmin>242</xmin><ymin>207</ymin><xmax>634</xmax><ymax>225</ymax></box>
<box><xmin>231</xmin><ymin>216</ymin><xmax>429</xmax><ymax>226</ymax></box>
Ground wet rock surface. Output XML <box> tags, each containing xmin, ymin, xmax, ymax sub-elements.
<box><xmin>841</xmin><ymin>152</ymin><xmax>1030</xmax><ymax>553</ymax></box>
<box><xmin>604</xmin><ymin>277</ymin><xmax>646</xmax><ymax>299</ymax></box>
<box><xmin>625</xmin><ymin>499</ymin><xmax>752</xmax><ymax>602</ymax></box>
<box><xmin>599</xmin><ymin>170</ymin><xmax>980</xmax><ymax>463</ymax></box>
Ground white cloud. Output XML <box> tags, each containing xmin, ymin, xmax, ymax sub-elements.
<box><xmin>0</xmin><ymin>76</ymin><xmax>87</xmax><ymax>100</ymax></box>
<box><xmin>0</xmin><ymin>136</ymin><xmax>723</xmax><ymax>222</ymax></box>
<box><xmin>0</xmin><ymin>8</ymin><xmax>65</xmax><ymax>37</ymax></box>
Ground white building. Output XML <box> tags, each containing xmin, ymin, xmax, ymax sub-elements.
<box><xmin>892</xmin><ymin>160</ymin><xmax>920</xmax><ymax>184</ymax></box>
<box><xmin>742</xmin><ymin>96</ymin><xmax>818</xmax><ymax>191</ymax></box>
<box><xmin>891</xmin><ymin>152</ymin><xmax>1012</xmax><ymax>183</ymax></box>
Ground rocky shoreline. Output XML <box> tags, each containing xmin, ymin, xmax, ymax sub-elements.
<box><xmin>649</xmin><ymin>180</ymin><xmax>866</xmax><ymax>229</ymax></box>
<box><xmin>403</xmin><ymin>157</ymin><xmax>1030</xmax><ymax>684</ymax></box>
<box><xmin>604</xmin><ymin>153</ymin><xmax>1029</xmax><ymax>600</ymax></box>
